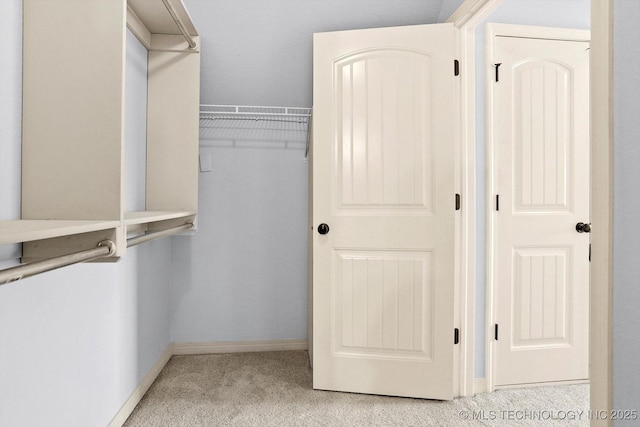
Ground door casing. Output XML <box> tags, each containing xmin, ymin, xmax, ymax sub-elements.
<box><xmin>448</xmin><ymin>1</ymin><xmax>612</xmax><ymax>415</ymax></box>
<box><xmin>450</xmin><ymin>0</ymin><xmax>612</xmax><ymax>418</ymax></box>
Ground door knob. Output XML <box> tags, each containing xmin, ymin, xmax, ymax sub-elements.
<box><xmin>576</xmin><ymin>222</ymin><xmax>591</xmax><ymax>233</ymax></box>
<box><xmin>318</xmin><ymin>223</ymin><xmax>330</xmax><ymax>235</ymax></box>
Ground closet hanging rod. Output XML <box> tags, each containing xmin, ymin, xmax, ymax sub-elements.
<box><xmin>161</xmin><ymin>0</ymin><xmax>197</xmax><ymax>49</ymax></box>
<box><xmin>127</xmin><ymin>222</ymin><xmax>194</xmax><ymax>248</ymax></box>
<box><xmin>0</xmin><ymin>240</ymin><xmax>116</xmax><ymax>285</ymax></box>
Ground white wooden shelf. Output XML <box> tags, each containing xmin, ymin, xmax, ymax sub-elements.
<box><xmin>0</xmin><ymin>212</ymin><xmax>196</xmax><ymax>245</ymax></box>
<box><xmin>0</xmin><ymin>220</ymin><xmax>120</xmax><ymax>245</ymax></box>
<box><xmin>124</xmin><ymin>211</ymin><xmax>196</xmax><ymax>226</ymax></box>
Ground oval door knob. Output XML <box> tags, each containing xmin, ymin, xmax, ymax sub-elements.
<box><xmin>318</xmin><ymin>223</ymin><xmax>330</xmax><ymax>235</ymax></box>
<box><xmin>576</xmin><ymin>222</ymin><xmax>591</xmax><ymax>233</ymax></box>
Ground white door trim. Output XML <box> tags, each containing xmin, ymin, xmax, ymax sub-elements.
<box><xmin>589</xmin><ymin>0</ymin><xmax>613</xmax><ymax>423</ymax></box>
<box><xmin>485</xmin><ymin>22</ymin><xmax>591</xmax><ymax>393</ymax></box>
<box><xmin>447</xmin><ymin>0</ymin><xmax>504</xmax><ymax>398</ymax></box>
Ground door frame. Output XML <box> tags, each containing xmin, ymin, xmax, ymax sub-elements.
<box><xmin>447</xmin><ymin>0</ymin><xmax>505</xmax><ymax>397</ymax></box>
<box><xmin>484</xmin><ymin>22</ymin><xmax>591</xmax><ymax>391</ymax></box>
<box><xmin>448</xmin><ymin>0</ymin><xmax>612</xmax><ymax>420</ymax></box>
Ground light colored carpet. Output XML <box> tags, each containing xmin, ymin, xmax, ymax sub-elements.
<box><xmin>123</xmin><ymin>351</ymin><xmax>589</xmax><ymax>426</ymax></box>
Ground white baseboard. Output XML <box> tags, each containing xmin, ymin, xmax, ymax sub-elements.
<box><xmin>108</xmin><ymin>344</ymin><xmax>173</xmax><ymax>427</ymax></box>
<box><xmin>471</xmin><ymin>377</ymin><xmax>590</xmax><ymax>395</ymax></box>
<box><xmin>475</xmin><ymin>377</ymin><xmax>589</xmax><ymax>394</ymax></box>
<box><xmin>474</xmin><ymin>378</ymin><xmax>487</xmax><ymax>394</ymax></box>
<box><xmin>172</xmin><ymin>339</ymin><xmax>308</xmax><ymax>355</ymax></box>
<box><xmin>494</xmin><ymin>378</ymin><xmax>590</xmax><ymax>390</ymax></box>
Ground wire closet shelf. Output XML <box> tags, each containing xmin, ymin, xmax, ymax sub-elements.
<box><xmin>199</xmin><ymin>105</ymin><xmax>312</xmax><ymax>159</ymax></box>
<box><xmin>199</xmin><ymin>105</ymin><xmax>311</xmax><ymax>125</ymax></box>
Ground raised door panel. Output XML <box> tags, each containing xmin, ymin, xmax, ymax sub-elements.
<box><xmin>512</xmin><ymin>247</ymin><xmax>572</xmax><ymax>348</ymax></box>
<box><xmin>334</xmin><ymin>250</ymin><xmax>434</xmax><ymax>359</ymax></box>
<box><xmin>513</xmin><ymin>61</ymin><xmax>573</xmax><ymax>212</ymax></box>
<box><xmin>336</xmin><ymin>51</ymin><xmax>433</xmax><ymax>212</ymax></box>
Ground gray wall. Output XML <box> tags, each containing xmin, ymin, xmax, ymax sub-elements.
<box><xmin>125</xmin><ymin>29</ymin><xmax>148</xmax><ymax>212</ymax></box>
<box><xmin>0</xmin><ymin>0</ymin><xmax>22</xmax><ymax>263</ymax></box>
<box><xmin>170</xmin><ymin>0</ymin><xmax>462</xmax><ymax>344</ymax></box>
<box><xmin>613</xmin><ymin>0</ymin><xmax>640</xmax><ymax>418</ymax></box>
<box><xmin>473</xmin><ymin>0</ymin><xmax>590</xmax><ymax>378</ymax></box>
<box><xmin>0</xmin><ymin>7</ymin><xmax>173</xmax><ymax>425</ymax></box>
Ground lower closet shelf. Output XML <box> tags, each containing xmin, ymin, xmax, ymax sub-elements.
<box><xmin>0</xmin><ymin>220</ymin><xmax>120</xmax><ymax>245</ymax></box>
<box><xmin>124</xmin><ymin>211</ymin><xmax>196</xmax><ymax>226</ymax></box>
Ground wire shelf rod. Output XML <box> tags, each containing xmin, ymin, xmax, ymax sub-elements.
<box><xmin>200</xmin><ymin>105</ymin><xmax>311</xmax><ymax>120</ymax></box>
<box><xmin>200</xmin><ymin>118</ymin><xmax>308</xmax><ymax>124</ymax></box>
<box><xmin>200</xmin><ymin>112</ymin><xmax>310</xmax><ymax>118</ymax></box>
<box><xmin>200</xmin><ymin>104</ymin><xmax>311</xmax><ymax>111</ymax></box>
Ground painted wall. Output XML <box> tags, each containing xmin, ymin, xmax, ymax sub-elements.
<box><xmin>0</xmin><ymin>6</ymin><xmax>173</xmax><ymax>425</ymax></box>
<box><xmin>170</xmin><ymin>0</ymin><xmax>463</xmax><ymax>344</ymax></box>
<box><xmin>184</xmin><ymin>0</ymin><xmax>456</xmax><ymax>107</ymax></box>
<box><xmin>125</xmin><ymin>29</ymin><xmax>148</xmax><ymax>212</ymax></box>
<box><xmin>613</xmin><ymin>0</ymin><xmax>640</xmax><ymax>418</ymax></box>
<box><xmin>473</xmin><ymin>0</ymin><xmax>590</xmax><ymax>378</ymax></box>
<box><xmin>0</xmin><ymin>0</ymin><xmax>22</xmax><ymax>263</ymax></box>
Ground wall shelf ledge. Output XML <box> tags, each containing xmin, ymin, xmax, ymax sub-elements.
<box><xmin>124</xmin><ymin>210</ymin><xmax>196</xmax><ymax>226</ymax></box>
<box><xmin>0</xmin><ymin>220</ymin><xmax>120</xmax><ymax>245</ymax></box>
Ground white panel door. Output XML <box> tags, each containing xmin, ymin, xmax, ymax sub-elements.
<box><xmin>492</xmin><ymin>33</ymin><xmax>590</xmax><ymax>386</ymax></box>
<box><xmin>312</xmin><ymin>24</ymin><xmax>456</xmax><ymax>400</ymax></box>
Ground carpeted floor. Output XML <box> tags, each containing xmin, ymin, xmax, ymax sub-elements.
<box><xmin>123</xmin><ymin>351</ymin><xmax>589</xmax><ymax>426</ymax></box>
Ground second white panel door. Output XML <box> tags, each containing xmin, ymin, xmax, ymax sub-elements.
<box><xmin>491</xmin><ymin>29</ymin><xmax>590</xmax><ymax>386</ymax></box>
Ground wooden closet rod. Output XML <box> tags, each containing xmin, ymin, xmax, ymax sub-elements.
<box><xmin>161</xmin><ymin>0</ymin><xmax>197</xmax><ymax>49</ymax></box>
<box><xmin>0</xmin><ymin>223</ymin><xmax>193</xmax><ymax>284</ymax></box>
<box><xmin>0</xmin><ymin>240</ymin><xmax>116</xmax><ymax>285</ymax></box>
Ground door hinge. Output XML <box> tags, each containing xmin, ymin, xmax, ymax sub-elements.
<box><xmin>496</xmin><ymin>194</ymin><xmax>500</xmax><ymax>211</ymax></box>
<box><xmin>454</xmin><ymin>59</ymin><xmax>460</xmax><ymax>76</ymax></box>
<box><xmin>494</xmin><ymin>63</ymin><xmax>502</xmax><ymax>82</ymax></box>
<box><xmin>589</xmin><ymin>243</ymin><xmax>591</xmax><ymax>262</ymax></box>
<box><xmin>494</xmin><ymin>324</ymin><xmax>499</xmax><ymax>340</ymax></box>
<box><xmin>455</xmin><ymin>193</ymin><xmax>461</xmax><ymax>211</ymax></box>
<box><xmin>454</xmin><ymin>328</ymin><xmax>460</xmax><ymax>345</ymax></box>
